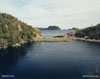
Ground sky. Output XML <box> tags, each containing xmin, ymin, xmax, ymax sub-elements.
<box><xmin>0</xmin><ymin>0</ymin><xmax>100</xmax><ymax>29</ymax></box>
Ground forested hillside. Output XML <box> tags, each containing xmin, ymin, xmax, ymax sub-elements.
<box><xmin>0</xmin><ymin>13</ymin><xmax>41</xmax><ymax>48</ymax></box>
<box><xmin>75</xmin><ymin>24</ymin><xmax>100</xmax><ymax>40</ymax></box>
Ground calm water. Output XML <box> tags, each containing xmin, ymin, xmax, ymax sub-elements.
<box><xmin>40</xmin><ymin>30</ymin><xmax>72</xmax><ymax>38</ymax></box>
<box><xmin>0</xmin><ymin>30</ymin><xmax>100</xmax><ymax>79</ymax></box>
<box><xmin>0</xmin><ymin>41</ymin><xmax>100</xmax><ymax>79</ymax></box>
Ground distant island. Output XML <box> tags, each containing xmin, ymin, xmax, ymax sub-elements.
<box><xmin>38</xmin><ymin>26</ymin><xmax>61</xmax><ymax>30</ymax></box>
<box><xmin>68</xmin><ymin>27</ymin><xmax>78</xmax><ymax>30</ymax></box>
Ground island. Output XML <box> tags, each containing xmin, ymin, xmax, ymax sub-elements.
<box><xmin>39</xmin><ymin>26</ymin><xmax>61</xmax><ymax>30</ymax></box>
<box><xmin>68</xmin><ymin>27</ymin><xmax>78</xmax><ymax>30</ymax></box>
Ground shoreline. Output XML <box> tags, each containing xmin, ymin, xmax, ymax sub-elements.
<box><xmin>0</xmin><ymin>40</ymin><xmax>29</xmax><ymax>49</ymax></box>
<box><xmin>1</xmin><ymin>37</ymin><xmax>99</xmax><ymax>49</ymax></box>
<box><xmin>73</xmin><ymin>37</ymin><xmax>100</xmax><ymax>43</ymax></box>
<box><xmin>0</xmin><ymin>38</ymin><xmax>72</xmax><ymax>49</ymax></box>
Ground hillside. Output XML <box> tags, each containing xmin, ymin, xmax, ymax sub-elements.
<box><xmin>0</xmin><ymin>13</ymin><xmax>41</xmax><ymax>48</ymax></box>
<box><xmin>75</xmin><ymin>24</ymin><xmax>100</xmax><ymax>40</ymax></box>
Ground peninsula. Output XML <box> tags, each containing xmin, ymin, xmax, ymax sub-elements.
<box><xmin>74</xmin><ymin>23</ymin><xmax>100</xmax><ymax>42</ymax></box>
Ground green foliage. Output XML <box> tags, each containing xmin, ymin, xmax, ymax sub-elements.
<box><xmin>75</xmin><ymin>24</ymin><xmax>100</xmax><ymax>40</ymax></box>
<box><xmin>0</xmin><ymin>13</ymin><xmax>41</xmax><ymax>47</ymax></box>
<box><xmin>33</xmin><ymin>38</ymin><xmax>72</xmax><ymax>42</ymax></box>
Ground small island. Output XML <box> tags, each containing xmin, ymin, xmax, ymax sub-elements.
<box><xmin>39</xmin><ymin>26</ymin><xmax>61</xmax><ymax>30</ymax></box>
<box><xmin>68</xmin><ymin>27</ymin><xmax>78</xmax><ymax>30</ymax></box>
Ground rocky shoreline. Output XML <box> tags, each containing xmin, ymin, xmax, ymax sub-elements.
<box><xmin>53</xmin><ymin>31</ymin><xmax>100</xmax><ymax>43</ymax></box>
<box><xmin>0</xmin><ymin>37</ymin><xmax>72</xmax><ymax>49</ymax></box>
<box><xmin>0</xmin><ymin>41</ymin><xmax>26</xmax><ymax>49</ymax></box>
<box><xmin>53</xmin><ymin>31</ymin><xmax>76</xmax><ymax>38</ymax></box>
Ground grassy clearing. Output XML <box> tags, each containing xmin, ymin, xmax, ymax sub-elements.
<box><xmin>71</xmin><ymin>37</ymin><xmax>85</xmax><ymax>40</ymax></box>
<box><xmin>33</xmin><ymin>38</ymin><xmax>72</xmax><ymax>42</ymax></box>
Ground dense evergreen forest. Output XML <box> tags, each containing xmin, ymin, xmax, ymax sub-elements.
<box><xmin>75</xmin><ymin>24</ymin><xmax>100</xmax><ymax>40</ymax></box>
<box><xmin>0</xmin><ymin>13</ymin><xmax>41</xmax><ymax>47</ymax></box>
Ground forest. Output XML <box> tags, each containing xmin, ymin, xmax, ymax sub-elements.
<box><xmin>0</xmin><ymin>13</ymin><xmax>41</xmax><ymax>47</ymax></box>
<box><xmin>75</xmin><ymin>24</ymin><xmax>100</xmax><ymax>40</ymax></box>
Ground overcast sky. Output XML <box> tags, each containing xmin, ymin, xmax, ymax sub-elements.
<box><xmin>0</xmin><ymin>0</ymin><xmax>100</xmax><ymax>29</ymax></box>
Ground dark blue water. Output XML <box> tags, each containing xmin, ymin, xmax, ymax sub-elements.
<box><xmin>0</xmin><ymin>41</ymin><xmax>100</xmax><ymax>79</ymax></box>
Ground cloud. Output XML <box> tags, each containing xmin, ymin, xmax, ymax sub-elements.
<box><xmin>0</xmin><ymin>0</ymin><xmax>100</xmax><ymax>29</ymax></box>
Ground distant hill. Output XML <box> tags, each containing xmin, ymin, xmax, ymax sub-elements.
<box><xmin>0</xmin><ymin>13</ymin><xmax>41</xmax><ymax>48</ymax></box>
<box><xmin>68</xmin><ymin>27</ymin><xmax>78</xmax><ymax>30</ymax></box>
<box><xmin>75</xmin><ymin>23</ymin><xmax>100</xmax><ymax>40</ymax></box>
<box><xmin>39</xmin><ymin>26</ymin><xmax>61</xmax><ymax>30</ymax></box>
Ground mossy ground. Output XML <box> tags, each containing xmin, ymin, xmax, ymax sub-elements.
<box><xmin>33</xmin><ymin>38</ymin><xmax>72</xmax><ymax>42</ymax></box>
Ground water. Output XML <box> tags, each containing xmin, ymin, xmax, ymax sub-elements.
<box><xmin>0</xmin><ymin>41</ymin><xmax>100</xmax><ymax>79</ymax></box>
<box><xmin>40</xmin><ymin>30</ymin><xmax>72</xmax><ymax>38</ymax></box>
<box><xmin>0</xmin><ymin>30</ymin><xmax>100</xmax><ymax>79</ymax></box>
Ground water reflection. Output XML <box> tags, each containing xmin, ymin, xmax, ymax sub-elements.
<box><xmin>0</xmin><ymin>41</ymin><xmax>100</xmax><ymax>79</ymax></box>
<box><xmin>0</xmin><ymin>43</ymin><xmax>33</xmax><ymax>73</ymax></box>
